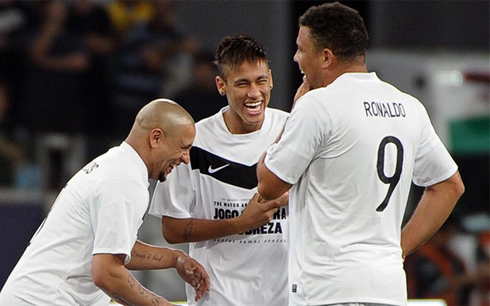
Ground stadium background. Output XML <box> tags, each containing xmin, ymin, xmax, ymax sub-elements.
<box><xmin>0</xmin><ymin>0</ymin><xmax>488</xmax><ymax>304</ymax></box>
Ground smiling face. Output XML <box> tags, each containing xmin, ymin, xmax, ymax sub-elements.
<box><xmin>216</xmin><ymin>60</ymin><xmax>272</xmax><ymax>134</ymax></box>
<box><xmin>152</xmin><ymin>123</ymin><xmax>195</xmax><ymax>182</ymax></box>
<box><xmin>293</xmin><ymin>26</ymin><xmax>325</xmax><ymax>90</ymax></box>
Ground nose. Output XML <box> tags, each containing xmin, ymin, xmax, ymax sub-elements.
<box><xmin>181</xmin><ymin>151</ymin><xmax>190</xmax><ymax>164</ymax></box>
<box><xmin>247</xmin><ymin>82</ymin><xmax>261</xmax><ymax>98</ymax></box>
<box><xmin>293</xmin><ymin>50</ymin><xmax>299</xmax><ymax>62</ymax></box>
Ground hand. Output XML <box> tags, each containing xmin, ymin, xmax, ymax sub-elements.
<box><xmin>175</xmin><ymin>251</ymin><xmax>210</xmax><ymax>301</ymax></box>
<box><xmin>292</xmin><ymin>76</ymin><xmax>311</xmax><ymax>110</ymax></box>
<box><xmin>237</xmin><ymin>192</ymin><xmax>288</xmax><ymax>232</ymax></box>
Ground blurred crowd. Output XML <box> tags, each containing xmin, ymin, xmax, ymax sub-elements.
<box><xmin>0</xmin><ymin>0</ymin><xmax>225</xmax><ymax>189</ymax></box>
<box><xmin>405</xmin><ymin>215</ymin><xmax>490</xmax><ymax>305</ymax></box>
<box><xmin>0</xmin><ymin>1</ymin><xmax>488</xmax><ymax>305</ymax></box>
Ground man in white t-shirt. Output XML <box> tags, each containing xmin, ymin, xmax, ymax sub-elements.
<box><xmin>149</xmin><ymin>34</ymin><xmax>289</xmax><ymax>305</ymax></box>
<box><xmin>0</xmin><ymin>99</ymin><xmax>210</xmax><ymax>306</ymax></box>
<box><xmin>257</xmin><ymin>3</ymin><xmax>465</xmax><ymax>306</ymax></box>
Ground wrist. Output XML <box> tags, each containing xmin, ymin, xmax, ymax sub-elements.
<box><xmin>228</xmin><ymin>216</ymin><xmax>244</xmax><ymax>235</ymax></box>
<box><xmin>172</xmin><ymin>249</ymin><xmax>185</xmax><ymax>268</ymax></box>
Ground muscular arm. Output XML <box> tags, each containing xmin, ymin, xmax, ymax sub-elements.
<box><xmin>92</xmin><ymin>241</ymin><xmax>210</xmax><ymax>304</ymax></box>
<box><xmin>92</xmin><ymin>253</ymin><xmax>173</xmax><ymax>306</ymax></box>
<box><xmin>401</xmin><ymin>171</ymin><xmax>464</xmax><ymax>258</ymax></box>
<box><xmin>162</xmin><ymin>192</ymin><xmax>288</xmax><ymax>243</ymax></box>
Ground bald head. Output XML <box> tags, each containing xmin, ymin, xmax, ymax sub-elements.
<box><xmin>133</xmin><ymin>98</ymin><xmax>195</xmax><ymax>137</ymax></box>
<box><xmin>126</xmin><ymin>99</ymin><xmax>196</xmax><ymax>181</ymax></box>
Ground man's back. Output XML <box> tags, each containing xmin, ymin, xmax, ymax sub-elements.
<box><xmin>265</xmin><ymin>72</ymin><xmax>457</xmax><ymax>305</ymax></box>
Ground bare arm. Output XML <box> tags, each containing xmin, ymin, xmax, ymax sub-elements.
<box><xmin>401</xmin><ymin>171</ymin><xmax>464</xmax><ymax>258</ymax></box>
<box><xmin>92</xmin><ymin>253</ymin><xmax>173</xmax><ymax>306</ymax></box>
<box><xmin>162</xmin><ymin>192</ymin><xmax>288</xmax><ymax>243</ymax></box>
<box><xmin>92</xmin><ymin>241</ymin><xmax>210</xmax><ymax>305</ymax></box>
<box><xmin>257</xmin><ymin>153</ymin><xmax>293</xmax><ymax>201</ymax></box>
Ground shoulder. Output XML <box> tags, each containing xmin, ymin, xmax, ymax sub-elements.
<box><xmin>91</xmin><ymin>146</ymin><xmax>147</xmax><ymax>184</ymax></box>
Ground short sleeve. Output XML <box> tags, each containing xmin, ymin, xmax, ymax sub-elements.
<box><xmin>149</xmin><ymin>163</ymin><xmax>195</xmax><ymax>219</ymax></box>
<box><xmin>265</xmin><ymin>96</ymin><xmax>329</xmax><ymax>185</ymax></box>
<box><xmin>412</xmin><ymin>108</ymin><xmax>458</xmax><ymax>187</ymax></box>
<box><xmin>90</xmin><ymin>178</ymin><xmax>148</xmax><ymax>265</ymax></box>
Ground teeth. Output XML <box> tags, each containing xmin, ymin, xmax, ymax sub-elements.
<box><xmin>245</xmin><ymin>101</ymin><xmax>262</xmax><ymax>107</ymax></box>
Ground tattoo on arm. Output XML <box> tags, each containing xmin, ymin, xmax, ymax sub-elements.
<box><xmin>131</xmin><ymin>250</ymin><xmax>165</xmax><ymax>263</ymax></box>
<box><xmin>128</xmin><ymin>273</ymin><xmax>135</xmax><ymax>288</ymax></box>
<box><xmin>152</xmin><ymin>294</ymin><xmax>162</xmax><ymax>306</ymax></box>
<box><xmin>184</xmin><ymin>219</ymin><xmax>194</xmax><ymax>242</ymax></box>
<box><xmin>110</xmin><ymin>272</ymin><xmax>159</xmax><ymax>305</ymax></box>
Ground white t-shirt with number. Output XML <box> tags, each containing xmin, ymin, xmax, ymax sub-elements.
<box><xmin>0</xmin><ymin>142</ymin><xmax>149</xmax><ymax>306</ymax></box>
<box><xmin>150</xmin><ymin>107</ymin><xmax>289</xmax><ymax>306</ymax></box>
<box><xmin>264</xmin><ymin>72</ymin><xmax>458</xmax><ymax>306</ymax></box>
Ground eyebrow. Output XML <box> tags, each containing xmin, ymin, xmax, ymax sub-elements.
<box><xmin>233</xmin><ymin>75</ymin><xmax>269</xmax><ymax>84</ymax></box>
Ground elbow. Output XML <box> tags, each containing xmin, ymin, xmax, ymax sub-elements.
<box><xmin>162</xmin><ymin>231</ymin><xmax>182</xmax><ymax>244</ymax></box>
<box><xmin>91</xmin><ymin>267</ymin><xmax>114</xmax><ymax>293</ymax></box>
<box><xmin>92</xmin><ymin>273</ymin><xmax>107</xmax><ymax>291</ymax></box>
<box><xmin>257</xmin><ymin>182</ymin><xmax>284</xmax><ymax>201</ymax></box>
<box><xmin>456</xmin><ymin>179</ymin><xmax>465</xmax><ymax>199</ymax></box>
<box><xmin>452</xmin><ymin>171</ymin><xmax>465</xmax><ymax>200</ymax></box>
<box><xmin>257</xmin><ymin>183</ymin><xmax>274</xmax><ymax>201</ymax></box>
<box><xmin>91</xmin><ymin>254</ymin><xmax>126</xmax><ymax>293</ymax></box>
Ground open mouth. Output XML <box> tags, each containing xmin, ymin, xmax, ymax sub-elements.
<box><xmin>244</xmin><ymin>101</ymin><xmax>262</xmax><ymax>114</ymax></box>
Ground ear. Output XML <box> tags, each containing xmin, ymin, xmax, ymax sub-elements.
<box><xmin>216</xmin><ymin>76</ymin><xmax>226</xmax><ymax>96</ymax></box>
<box><xmin>322</xmin><ymin>48</ymin><xmax>335</xmax><ymax>69</ymax></box>
<box><xmin>269</xmin><ymin>69</ymin><xmax>274</xmax><ymax>89</ymax></box>
<box><xmin>149</xmin><ymin>128</ymin><xmax>164</xmax><ymax>149</ymax></box>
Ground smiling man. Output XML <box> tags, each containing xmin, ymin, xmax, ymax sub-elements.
<box><xmin>0</xmin><ymin>99</ymin><xmax>210</xmax><ymax>306</ymax></box>
<box><xmin>149</xmin><ymin>34</ymin><xmax>289</xmax><ymax>305</ymax></box>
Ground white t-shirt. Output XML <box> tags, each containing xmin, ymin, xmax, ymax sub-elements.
<box><xmin>150</xmin><ymin>107</ymin><xmax>289</xmax><ymax>306</ymax></box>
<box><xmin>0</xmin><ymin>142</ymin><xmax>149</xmax><ymax>306</ymax></box>
<box><xmin>264</xmin><ymin>73</ymin><xmax>458</xmax><ymax>306</ymax></box>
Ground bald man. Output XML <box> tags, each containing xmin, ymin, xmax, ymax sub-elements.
<box><xmin>0</xmin><ymin>99</ymin><xmax>210</xmax><ymax>306</ymax></box>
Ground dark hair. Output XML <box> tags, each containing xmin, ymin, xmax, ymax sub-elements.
<box><xmin>299</xmin><ymin>2</ymin><xmax>368</xmax><ymax>61</ymax></box>
<box><xmin>215</xmin><ymin>34</ymin><xmax>268</xmax><ymax>80</ymax></box>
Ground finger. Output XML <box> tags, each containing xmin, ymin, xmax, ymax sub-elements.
<box><xmin>194</xmin><ymin>279</ymin><xmax>209</xmax><ymax>301</ymax></box>
<box><xmin>277</xmin><ymin>192</ymin><xmax>289</xmax><ymax>206</ymax></box>
<box><xmin>261</xmin><ymin>200</ymin><xmax>280</xmax><ymax>210</ymax></box>
<box><xmin>250</xmin><ymin>193</ymin><xmax>261</xmax><ymax>203</ymax></box>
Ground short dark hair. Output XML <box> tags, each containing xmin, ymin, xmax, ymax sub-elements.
<box><xmin>299</xmin><ymin>2</ymin><xmax>368</xmax><ymax>61</ymax></box>
<box><xmin>215</xmin><ymin>34</ymin><xmax>268</xmax><ymax>80</ymax></box>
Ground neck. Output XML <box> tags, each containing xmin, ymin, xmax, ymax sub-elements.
<box><xmin>323</xmin><ymin>60</ymin><xmax>368</xmax><ymax>87</ymax></box>
<box><xmin>125</xmin><ymin>134</ymin><xmax>151</xmax><ymax>178</ymax></box>
<box><xmin>223</xmin><ymin>110</ymin><xmax>262</xmax><ymax>134</ymax></box>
